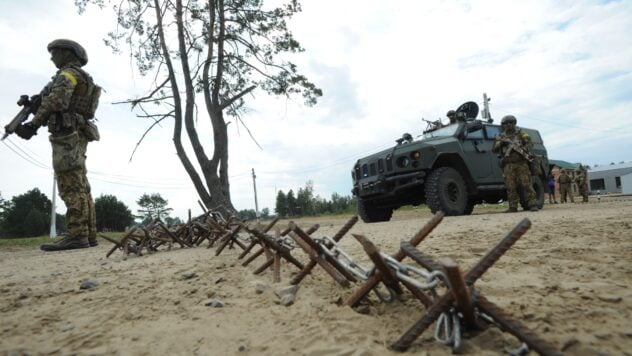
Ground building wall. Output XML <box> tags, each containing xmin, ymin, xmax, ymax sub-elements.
<box><xmin>622</xmin><ymin>173</ymin><xmax>632</xmax><ymax>195</ymax></box>
<box><xmin>587</xmin><ymin>166</ymin><xmax>632</xmax><ymax>194</ymax></box>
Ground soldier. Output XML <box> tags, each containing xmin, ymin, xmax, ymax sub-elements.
<box><xmin>492</xmin><ymin>115</ymin><xmax>539</xmax><ymax>213</ymax></box>
<box><xmin>446</xmin><ymin>110</ymin><xmax>457</xmax><ymax>125</ymax></box>
<box><xmin>14</xmin><ymin>39</ymin><xmax>100</xmax><ymax>251</ymax></box>
<box><xmin>576</xmin><ymin>165</ymin><xmax>589</xmax><ymax>202</ymax></box>
<box><xmin>558</xmin><ymin>169</ymin><xmax>574</xmax><ymax>203</ymax></box>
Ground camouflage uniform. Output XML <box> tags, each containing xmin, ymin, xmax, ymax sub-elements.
<box><xmin>558</xmin><ymin>170</ymin><xmax>574</xmax><ymax>203</ymax></box>
<box><xmin>17</xmin><ymin>40</ymin><xmax>100</xmax><ymax>251</ymax></box>
<box><xmin>576</xmin><ymin>166</ymin><xmax>589</xmax><ymax>202</ymax></box>
<box><xmin>492</xmin><ymin>115</ymin><xmax>538</xmax><ymax>212</ymax></box>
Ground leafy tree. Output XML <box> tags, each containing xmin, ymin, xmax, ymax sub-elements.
<box><xmin>275</xmin><ymin>190</ymin><xmax>288</xmax><ymax>217</ymax></box>
<box><xmin>238</xmin><ymin>208</ymin><xmax>257</xmax><ymax>220</ymax></box>
<box><xmin>76</xmin><ymin>0</ymin><xmax>321</xmax><ymax>217</ymax></box>
<box><xmin>165</xmin><ymin>216</ymin><xmax>183</xmax><ymax>225</ymax></box>
<box><xmin>286</xmin><ymin>190</ymin><xmax>297</xmax><ymax>217</ymax></box>
<box><xmin>95</xmin><ymin>194</ymin><xmax>135</xmax><ymax>232</ymax></box>
<box><xmin>136</xmin><ymin>193</ymin><xmax>173</xmax><ymax>222</ymax></box>
<box><xmin>1</xmin><ymin>188</ymin><xmax>51</xmax><ymax>238</ymax></box>
<box><xmin>260</xmin><ymin>207</ymin><xmax>271</xmax><ymax>219</ymax></box>
<box><xmin>296</xmin><ymin>181</ymin><xmax>314</xmax><ymax>216</ymax></box>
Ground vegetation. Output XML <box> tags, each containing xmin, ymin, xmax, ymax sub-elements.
<box><xmin>76</xmin><ymin>0</ymin><xmax>321</xmax><ymax>217</ymax></box>
<box><xmin>95</xmin><ymin>194</ymin><xmax>135</xmax><ymax>232</ymax></box>
<box><xmin>0</xmin><ymin>188</ymin><xmax>64</xmax><ymax>238</ymax></box>
<box><xmin>136</xmin><ymin>193</ymin><xmax>174</xmax><ymax>224</ymax></box>
<box><xmin>275</xmin><ymin>181</ymin><xmax>356</xmax><ymax>218</ymax></box>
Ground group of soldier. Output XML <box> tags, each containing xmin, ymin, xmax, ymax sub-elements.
<box><xmin>548</xmin><ymin>166</ymin><xmax>589</xmax><ymax>204</ymax></box>
<box><xmin>491</xmin><ymin>114</ymin><xmax>591</xmax><ymax>213</ymax></box>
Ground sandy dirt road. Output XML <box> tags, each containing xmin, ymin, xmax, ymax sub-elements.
<box><xmin>1</xmin><ymin>196</ymin><xmax>631</xmax><ymax>355</ymax></box>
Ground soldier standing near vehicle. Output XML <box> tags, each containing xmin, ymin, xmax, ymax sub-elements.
<box><xmin>547</xmin><ymin>174</ymin><xmax>558</xmax><ymax>204</ymax></box>
<box><xmin>492</xmin><ymin>115</ymin><xmax>539</xmax><ymax>213</ymax></box>
<box><xmin>576</xmin><ymin>165</ymin><xmax>589</xmax><ymax>202</ymax></box>
<box><xmin>446</xmin><ymin>110</ymin><xmax>457</xmax><ymax>125</ymax></box>
<box><xmin>14</xmin><ymin>39</ymin><xmax>100</xmax><ymax>251</ymax></box>
<box><xmin>558</xmin><ymin>169</ymin><xmax>574</xmax><ymax>203</ymax></box>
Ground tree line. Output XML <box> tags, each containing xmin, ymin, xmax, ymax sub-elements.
<box><xmin>0</xmin><ymin>189</ymin><xmax>180</xmax><ymax>239</ymax></box>
<box><xmin>274</xmin><ymin>181</ymin><xmax>356</xmax><ymax>218</ymax></box>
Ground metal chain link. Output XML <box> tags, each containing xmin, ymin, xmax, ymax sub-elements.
<box><xmin>434</xmin><ymin>308</ymin><xmax>462</xmax><ymax>352</ymax></box>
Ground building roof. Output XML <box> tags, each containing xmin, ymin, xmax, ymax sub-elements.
<box><xmin>549</xmin><ymin>159</ymin><xmax>580</xmax><ymax>169</ymax></box>
<box><xmin>589</xmin><ymin>161</ymin><xmax>632</xmax><ymax>173</ymax></box>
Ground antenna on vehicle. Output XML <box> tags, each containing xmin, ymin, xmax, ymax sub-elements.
<box><xmin>482</xmin><ymin>93</ymin><xmax>493</xmax><ymax>123</ymax></box>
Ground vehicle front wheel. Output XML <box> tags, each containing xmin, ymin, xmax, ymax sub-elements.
<box><xmin>425</xmin><ymin>167</ymin><xmax>469</xmax><ymax>216</ymax></box>
<box><xmin>357</xmin><ymin>199</ymin><xmax>393</xmax><ymax>223</ymax></box>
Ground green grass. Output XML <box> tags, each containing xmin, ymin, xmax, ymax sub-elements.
<box><xmin>0</xmin><ymin>232</ymin><xmax>126</xmax><ymax>249</ymax></box>
<box><xmin>0</xmin><ymin>235</ymin><xmax>57</xmax><ymax>248</ymax></box>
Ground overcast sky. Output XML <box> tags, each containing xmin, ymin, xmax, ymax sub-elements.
<box><xmin>1</xmin><ymin>0</ymin><xmax>631</xmax><ymax>220</ymax></box>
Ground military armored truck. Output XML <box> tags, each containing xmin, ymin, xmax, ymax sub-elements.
<box><xmin>351</xmin><ymin>101</ymin><xmax>549</xmax><ymax>222</ymax></box>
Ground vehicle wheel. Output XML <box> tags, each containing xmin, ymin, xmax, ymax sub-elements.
<box><xmin>463</xmin><ymin>201</ymin><xmax>475</xmax><ymax>215</ymax></box>
<box><xmin>425</xmin><ymin>167</ymin><xmax>469</xmax><ymax>216</ymax></box>
<box><xmin>357</xmin><ymin>199</ymin><xmax>393</xmax><ymax>223</ymax></box>
<box><xmin>519</xmin><ymin>176</ymin><xmax>545</xmax><ymax>210</ymax></box>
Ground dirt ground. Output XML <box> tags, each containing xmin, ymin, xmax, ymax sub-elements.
<box><xmin>1</xmin><ymin>196</ymin><xmax>631</xmax><ymax>355</ymax></box>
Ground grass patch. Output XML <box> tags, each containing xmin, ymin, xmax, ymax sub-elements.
<box><xmin>0</xmin><ymin>232</ymin><xmax>127</xmax><ymax>249</ymax></box>
<box><xmin>0</xmin><ymin>236</ymin><xmax>56</xmax><ymax>248</ymax></box>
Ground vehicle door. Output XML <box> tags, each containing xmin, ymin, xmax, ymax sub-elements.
<box><xmin>484</xmin><ymin>125</ymin><xmax>504</xmax><ymax>182</ymax></box>
<box><xmin>461</xmin><ymin>122</ymin><xmax>495</xmax><ymax>183</ymax></box>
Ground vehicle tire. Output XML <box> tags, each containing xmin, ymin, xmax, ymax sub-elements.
<box><xmin>357</xmin><ymin>199</ymin><xmax>393</xmax><ymax>223</ymax></box>
<box><xmin>519</xmin><ymin>176</ymin><xmax>545</xmax><ymax>210</ymax></box>
<box><xmin>463</xmin><ymin>201</ymin><xmax>475</xmax><ymax>215</ymax></box>
<box><xmin>425</xmin><ymin>167</ymin><xmax>469</xmax><ymax>216</ymax></box>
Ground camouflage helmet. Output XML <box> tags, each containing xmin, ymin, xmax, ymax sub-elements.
<box><xmin>500</xmin><ymin>115</ymin><xmax>517</xmax><ymax>125</ymax></box>
<box><xmin>47</xmin><ymin>39</ymin><xmax>88</xmax><ymax>66</ymax></box>
<box><xmin>446</xmin><ymin>110</ymin><xmax>456</xmax><ymax>118</ymax></box>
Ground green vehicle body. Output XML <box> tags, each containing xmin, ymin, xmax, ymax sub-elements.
<box><xmin>351</xmin><ymin>102</ymin><xmax>549</xmax><ymax>222</ymax></box>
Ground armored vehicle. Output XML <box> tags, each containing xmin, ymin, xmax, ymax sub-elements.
<box><xmin>351</xmin><ymin>101</ymin><xmax>549</xmax><ymax>222</ymax></box>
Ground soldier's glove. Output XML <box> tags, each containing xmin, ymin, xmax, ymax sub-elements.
<box><xmin>15</xmin><ymin>122</ymin><xmax>38</xmax><ymax>140</ymax></box>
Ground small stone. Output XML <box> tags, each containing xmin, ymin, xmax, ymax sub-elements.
<box><xmin>278</xmin><ymin>294</ymin><xmax>294</xmax><ymax>306</ymax></box>
<box><xmin>238</xmin><ymin>345</ymin><xmax>246</xmax><ymax>352</ymax></box>
<box><xmin>274</xmin><ymin>285</ymin><xmax>299</xmax><ymax>299</ymax></box>
<box><xmin>80</xmin><ymin>279</ymin><xmax>98</xmax><ymax>290</ymax></box>
<box><xmin>254</xmin><ymin>281</ymin><xmax>269</xmax><ymax>294</ymax></box>
<box><xmin>597</xmin><ymin>294</ymin><xmax>622</xmax><ymax>303</ymax></box>
<box><xmin>60</xmin><ymin>323</ymin><xmax>74</xmax><ymax>332</ymax></box>
<box><xmin>182</xmin><ymin>271</ymin><xmax>197</xmax><ymax>280</ymax></box>
<box><xmin>354</xmin><ymin>305</ymin><xmax>370</xmax><ymax>315</ymax></box>
<box><xmin>204</xmin><ymin>298</ymin><xmax>224</xmax><ymax>307</ymax></box>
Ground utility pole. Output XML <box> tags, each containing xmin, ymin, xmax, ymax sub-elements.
<box><xmin>482</xmin><ymin>93</ymin><xmax>492</xmax><ymax>122</ymax></box>
<box><xmin>252</xmin><ymin>168</ymin><xmax>260</xmax><ymax>220</ymax></box>
<box><xmin>49</xmin><ymin>174</ymin><xmax>57</xmax><ymax>238</ymax></box>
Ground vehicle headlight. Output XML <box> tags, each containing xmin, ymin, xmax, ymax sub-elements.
<box><xmin>396</xmin><ymin>156</ymin><xmax>410</xmax><ymax>168</ymax></box>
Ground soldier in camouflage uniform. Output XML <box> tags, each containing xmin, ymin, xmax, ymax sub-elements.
<box><xmin>15</xmin><ymin>39</ymin><xmax>100</xmax><ymax>251</ymax></box>
<box><xmin>576</xmin><ymin>165</ymin><xmax>589</xmax><ymax>202</ymax></box>
<box><xmin>558</xmin><ymin>169</ymin><xmax>574</xmax><ymax>203</ymax></box>
<box><xmin>492</xmin><ymin>115</ymin><xmax>539</xmax><ymax>213</ymax></box>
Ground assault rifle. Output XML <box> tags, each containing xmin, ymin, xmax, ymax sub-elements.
<box><xmin>2</xmin><ymin>85</ymin><xmax>50</xmax><ymax>140</ymax></box>
<box><xmin>501</xmin><ymin>136</ymin><xmax>534</xmax><ymax>163</ymax></box>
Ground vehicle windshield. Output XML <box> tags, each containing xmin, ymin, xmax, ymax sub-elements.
<box><xmin>418</xmin><ymin>124</ymin><xmax>460</xmax><ymax>141</ymax></box>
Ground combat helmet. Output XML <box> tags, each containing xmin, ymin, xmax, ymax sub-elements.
<box><xmin>47</xmin><ymin>39</ymin><xmax>88</xmax><ymax>66</ymax></box>
<box><xmin>446</xmin><ymin>110</ymin><xmax>456</xmax><ymax>118</ymax></box>
<box><xmin>500</xmin><ymin>115</ymin><xmax>517</xmax><ymax>125</ymax></box>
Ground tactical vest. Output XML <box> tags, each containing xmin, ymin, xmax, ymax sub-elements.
<box><xmin>67</xmin><ymin>65</ymin><xmax>101</xmax><ymax>119</ymax></box>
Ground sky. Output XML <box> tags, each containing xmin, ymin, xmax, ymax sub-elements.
<box><xmin>1</xmin><ymin>0</ymin><xmax>631</xmax><ymax>221</ymax></box>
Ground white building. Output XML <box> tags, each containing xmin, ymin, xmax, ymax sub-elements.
<box><xmin>588</xmin><ymin>162</ymin><xmax>632</xmax><ymax>194</ymax></box>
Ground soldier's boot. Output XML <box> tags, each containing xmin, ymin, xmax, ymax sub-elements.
<box><xmin>529</xmin><ymin>205</ymin><xmax>539</xmax><ymax>212</ymax></box>
<box><xmin>88</xmin><ymin>237</ymin><xmax>98</xmax><ymax>247</ymax></box>
<box><xmin>504</xmin><ymin>207</ymin><xmax>518</xmax><ymax>213</ymax></box>
<box><xmin>40</xmin><ymin>236</ymin><xmax>90</xmax><ymax>252</ymax></box>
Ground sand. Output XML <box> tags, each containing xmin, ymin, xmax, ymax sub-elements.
<box><xmin>1</xmin><ymin>196</ymin><xmax>631</xmax><ymax>355</ymax></box>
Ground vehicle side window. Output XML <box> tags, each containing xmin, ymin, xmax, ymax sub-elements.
<box><xmin>466</xmin><ymin>128</ymin><xmax>484</xmax><ymax>139</ymax></box>
<box><xmin>485</xmin><ymin>126</ymin><xmax>501</xmax><ymax>140</ymax></box>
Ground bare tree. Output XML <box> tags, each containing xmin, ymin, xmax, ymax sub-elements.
<box><xmin>76</xmin><ymin>0</ymin><xmax>321</xmax><ymax>215</ymax></box>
